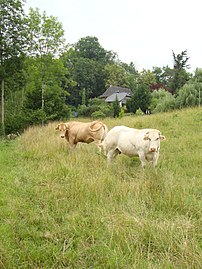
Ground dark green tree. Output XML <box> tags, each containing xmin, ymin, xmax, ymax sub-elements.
<box><xmin>104</xmin><ymin>63</ymin><xmax>130</xmax><ymax>89</ymax></box>
<box><xmin>171</xmin><ymin>50</ymin><xmax>191</xmax><ymax>94</ymax></box>
<box><xmin>120</xmin><ymin>62</ymin><xmax>139</xmax><ymax>90</ymax></box>
<box><xmin>74</xmin><ymin>36</ymin><xmax>111</xmax><ymax>62</ymax></box>
<box><xmin>23</xmin><ymin>56</ymin><xmax>70</xmax><ymax>123</ymax></box>
<box><xmin>113</xmin><ymin>95</ymin><xmax>121</xmax><ymax>117</ymax></box>
<box><xmin>0</xmin><ymin>0</ymin><xmax>27</xmax><ymax>134</ymax></box>
<box><xmin>62</xmin><ymin>37</ymin><xmax>113</xmax><ymax>107</ymax></box>
<box><xmin>126</xmin><ymin>84</ymin><xmax>151</xmax><ymax>114</ymax></box>
<box><xmin>26</xmin><ymin>7</ymin><xmax>67</xmax><ymax>122</ymax></box>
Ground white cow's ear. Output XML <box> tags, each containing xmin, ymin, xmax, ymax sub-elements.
<box><xmin>160</xmin><ymin>135</ymin><xmax>166</xmax><ymax>140</ymax></box>
<box><xmin>143</xmin><ymin>133</ymin><xmax>149</xmax><ymax>140</ymax></box>
<box><xmin>56</xmin><ymin>125</ymin><xmax>59</xmax><ymax>130</ymax></box>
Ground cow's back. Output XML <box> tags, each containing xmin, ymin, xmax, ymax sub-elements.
<box><xmin>103</xmin><ymin>126</ymin><xmax>136</xmax><ymax>150</ymax></box>
<box><xmin>68</xmin><ymin>121</ymin><xmax>108</xmax><ymax>144</ymax></box>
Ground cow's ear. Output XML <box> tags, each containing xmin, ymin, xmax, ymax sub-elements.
<box><xmin>56</xmin><ymin>124</ymin><xmax>59</xmax><ymax>130</ymax></box>
<box><xmin>65</xmin><ymin>123</ymin><xmax>69</xmax><ymax>129</ymax></box>
<box><xmin>143</xmin><ymin>132</ymin><xmax>149</xmax><ymax>140</ymax></box>
<box><xmin>160</xmin><ymin>135</ymin><xmax>166</xmax><ymax>141</ymax></box>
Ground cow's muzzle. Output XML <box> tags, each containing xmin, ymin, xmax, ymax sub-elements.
<box><xmin>60</xmin><ymin>135</ymin><xmax>65</xmax><ymax>138</ymax></box>
<box><xmin>149</xmin><ymin>148</ymin><xmax>156</xmax><ymax>152</ymax></box>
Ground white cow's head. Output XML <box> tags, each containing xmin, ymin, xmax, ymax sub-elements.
<box><xmin>143</xmin><ymin>130</ymin><xmax>166</xmax><ymax>152</ymax></box>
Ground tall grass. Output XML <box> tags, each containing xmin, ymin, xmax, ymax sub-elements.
<box><xmin>0</xmin><ymin>108</ymin><xmax>201</xmax><ymax>268</ymax></box>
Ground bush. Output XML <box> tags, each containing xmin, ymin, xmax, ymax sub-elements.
<box><xmin>119</xmin><ymin>108</ymin><xmax>125</xmax><ymax>118</ymax></box>
<box><xmin>136</xmin><ymin>108</ymin><xmax>144</xmax><ymax>116</ymax></box>
<box><xmin>175</xmin><ymin>84</ymin><xmax>199</xmax><ymax>109</ymax></box>
<box><xmin>77</xmin><ymin>105</ymin><xmax>91</xmax><ymax>117</ymax></box>
<box><xmin>91</xmin><ymin>111</ymin><xmax>106</xmax><ymax>119</ymax></box>
<box><xmin>151</xmin><ymin>89</ymin><xmax>176</xmax><ymax>113</ymax></box>
<box><xmin>78</xmin><ymin>98</ymin><xmax>113</xmax><ymax>118</ymax></box>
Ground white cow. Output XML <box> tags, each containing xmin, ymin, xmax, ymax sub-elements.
<box><xmin>100</xmin><ymin>125</ymin><xmax>166</xmax><ymax>168</ymax></box>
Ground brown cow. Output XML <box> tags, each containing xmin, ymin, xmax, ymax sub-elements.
<box><xmin>56</xmin><ymin>121</ymin><xmax>108</xmax><ymax>151</ymax></box>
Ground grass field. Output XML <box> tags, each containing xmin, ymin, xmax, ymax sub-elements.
<box><xmin>0</xmin><ymin>108</ymin><xmax>201</xmax><ymax>268</ymax></box>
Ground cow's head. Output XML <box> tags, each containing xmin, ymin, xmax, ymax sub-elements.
<box><xmin>56</xmin><ymin>123</ymin><xmax>68</xmax><ymax>138</ymax></box>
<box><xmin>143</xmin><ymin>130</ymin><xmax>166</xmax><ymax>152</ymax></box>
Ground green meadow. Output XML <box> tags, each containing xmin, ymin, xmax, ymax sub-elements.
<box><xmin>0</xmin><ymin>108</ymin><xmax>201</xmax><ymax>268</ymax></box>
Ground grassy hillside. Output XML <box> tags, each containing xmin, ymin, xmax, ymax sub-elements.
<box><xmin>0</xmin><ymin>108</ymin><xmax>201</xmax><ymax>268</ymax></box>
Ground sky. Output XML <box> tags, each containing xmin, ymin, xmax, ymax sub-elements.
<box><xmin>24</xmin><ymin>0</ymin><xmax>202</xmax><ymax>72</ymax></box>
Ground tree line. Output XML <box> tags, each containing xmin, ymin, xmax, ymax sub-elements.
<box><xmin>0</xmin><ymin>0</ymin><xmax>202</xmax><ymax>135</ymax></box>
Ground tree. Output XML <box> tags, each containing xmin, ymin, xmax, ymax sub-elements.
<box><xmin>175</xmin><ymin>68</ymin><xmax>202</xmax><ymax>109</ymax></box>
<box><xmin>68</xmin><ymin>57</ymin><xmax>105</xmax><ymax>105</ymax></box>
<box><xmin>23</xmin><ymin>55</ymin><xmax>70</xmax><ymax>123</ymax></box>
<box><xmin>171</xmin><ymin>50</ymin><xmax>191</xmax><ymax>94</ymax></box>
<box><xmin>77</xmin><ymin>98</ymin><xmax>113</xmax><ymax>118</ymax></box>
<box><xmin>172</xmin><ymin>50</ymin><xmax>190</xmax><ymax>70</ymax></box>
<box><xmin>175</xmin><ymin>84</ymin><xmax>199</xmax><ymax>108</ymax></box>
<box><xmin>137</xmin><ymin>69</ymin><xmax>156</xmax><ymax>86</ymax></box>
<box><xmin>62</xmin><ymin>37</ymin><xmax>112</xmax><ymax>107</ymax></box>
<box><xmin>74</xmin><ymin>36</ymin><xmax>115</xmax><ymax>63</ymax></box>
<box><xmin>126</xmin><ymin>84</ymin><xmax>151</xmax><ymax>114</ymax></box>
<box><xmin>0</xmin><ymin>0</ymin><xmax>27</xmax><ymax>134</ymax></box>
<box><xmin>192</xmin><ymin>68</ymin><xmax>202</xmax><ymax>107</ymax></box>
<box><xmin>150</xmin><ymin>89</ymin><xmax>175</xmax><ymax>113</ymax></box>
<box><xmin>113</xmin><ymin>95</ymin><xmax>121</xmax><ymax>118</ymax></box>
<box><xmin>121</xmin><ymin>62</ymin><xmax>139</xmax><ymax>90</ymax></box>
<box><xmin>104</xmin><ymin>63</ymin><xmax>129</xmax><ymax>89</ymax></box>
<box><xmin>26</xmin><ymin>7</ymin><xmax>67</xmax><ymax>122</ymax></box>
<box><xmin>150</xmin><ymin>66</ymin><xmax>170</xmax><ymax>92</ymax></box>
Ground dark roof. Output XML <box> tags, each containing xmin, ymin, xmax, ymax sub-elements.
<box><xmin>105</xmin><ymin>92</ymin><xmax>127</xmax><ymax>102</ymax></box>
<box><xmin>99</xmin><ymin>86</ymin><xmax>132</xmax><ymax>98</ymax></box>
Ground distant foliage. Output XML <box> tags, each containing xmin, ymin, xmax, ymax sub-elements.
<box><xmin>112</xmin><ymin>97</ymin><xmax>121</xmax><ymax>118</ymax></box>
<box><xmin>0</xmin><ymin>1</ymin><xmax>200</xmax><ymax>137</ymax></box>
<box><xmin>175</xmin><ymin>84</ymin><xmax>199</xmax><ymax>108</ymax></box>
<box><xmin>126</xmin><ymin>84</ymin><xmax>151</xmax><ymax>114</ymax></box>
<box><xmin>136</xmin><ymin>108</ymin><xmax>144</xmax><ymax>116</ymax></box>
<box><xmin>91</xmin><ymin>111</ymin><xmax>106</xmax><ymax>119</ymax></box>
<box><xmin>150</xmin><ymin>89</ymin><xmax>176</xmax><ymax>113</ymax></box>
<box><xmin>118</xmin><ymin>108</ymin><xmax>125</xmax><ymax>118</ymax></box>
<box><xmin>77</xmin><ymin>98</ymin><xmax>113</xmax><ymax>118</ymax></box>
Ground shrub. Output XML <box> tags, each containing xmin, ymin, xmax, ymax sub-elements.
<box><xmin>119</xmin><ymin>108</ymin><xmax>125</xmax><ymax>118</ymax></box>
<box><xmin>151</xmin><ymin>89</ymin><xmax>176</xmax><ymax>113</ymax></box>
<box><xmin>136</xmin><ymin>108</ymin><xmax>144</xmax><ymax>116</ymax></box>
<box><xmin>91</xmin><ymin>111</ymin><xmax>106</xmax><ymax>119</ymax></box>
<box><xmin>175</xmin><ymin>84</ymin><xmax>199</xmax><ymax>108</ymax></box>
<box><xmin>78</xmin><ymin>98</ymin><xmax>113</xmax><ymax>118</ymax></box>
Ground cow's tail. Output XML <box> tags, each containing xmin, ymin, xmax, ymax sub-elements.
<box><xmin>101</xmin><ymin>124</ymin><xmax>108</xmax><ymax>140</ymax></box>
<box><xmin>89</xmin><ymin>121</ymin><xmax>104</xmax><ymax>132</ymax></box>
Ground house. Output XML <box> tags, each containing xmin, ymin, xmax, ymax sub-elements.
<box><xmin>99</xmin><ymin>86</ymin><xmax>132</xmax><ymax>107</ymax></box>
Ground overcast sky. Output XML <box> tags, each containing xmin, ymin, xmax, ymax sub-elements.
<box><xmin>24</xmin><ymin>0</ymin><xmax>202</xmax><ymax>72</ymax></box>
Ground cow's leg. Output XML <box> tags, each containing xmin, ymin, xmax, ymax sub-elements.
<box><xmin>138</xmin><ymin>152</ymin><xmax>147</xmax><ymax>168</ymax></box>
<box><xmin>152</xmin><ymin>151</ymin><xmax>159</xmax><ymax>168</ymax></box>
<box><xmin>69</xmin><ymin>142</ymin><xmax>77</xmax><ymax>150</ymax></box>
<box><xmin>107</xmin><ymin>149</ymin><xmax>120</xmax><ymax>165</ymax></box>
